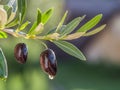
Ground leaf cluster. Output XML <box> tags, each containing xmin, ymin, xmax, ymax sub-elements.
<box><xmin>0</xmin><ymin>0</ymin><xmax>106</xmax><ymax>80</ymax></box>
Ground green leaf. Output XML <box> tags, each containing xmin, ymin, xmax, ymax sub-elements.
<box><xmin>37</xmin><ymin>8</ymin><xmax>42</xmax><ymax>25</ymax></box>
<box><xmin>59</xmin><ymin>15</ymin><xmax>85</xmax><ymax>35</ymax></box>
<box><xmin>5</xmin><ymin>17</ymin><xmax>19</xmax><ymax>28</ymax></box>
<box><xmin>17</xmin><ymin>0</ymin><xmax>27</xmax><ymax>24</ymax></box>
<box><xmin>53</xmin><ymin>41</ymin><xmax>86</xmax><ymax>60</ymax></box>
<box><xmin>28</xmin><ymin>22</ymin><xmax>37</xmax><ymax>34</ymax></box>
<box><xmin>83</xmin><ymin>24</ymin><xmax>106</xmax><ymax>36</ymax></box>
<box><xmin>46</xmin><ymin>28</ymin><xmax>56</xmax><ymax>35</ymax></box>
<box><xmin>0</xmin><ymin>31</ymin><xmax>7</xmax><ymax>38</ymax></box>
<box><xmin>19</xmin><ymin>21</ymin><xmax>30</xmax><ymax>31</ymax></box>
<box><xmin>77</xmin><ymin>14</ymin><xmax>102</xmax><ymax>32</ymax></box>
<box><xmin>28</xmin><ymin>22</ymin><xmax>44</xmax><ymax>35</ymax></box>
<box><xmin>46</xmin><ymin>25</ymin><xmax>66</xmax><ymax>35</ymax></box>
<box><xmin>60</xmin><ymin>17</ymin><xmax>81</xmax><ymax>36</ymax></box>
<box><xmin>7</xmin><ymin>12</ymin><xmax>16</xmax><ymax>24</ymax></box>
<box><xmin>41</xmin><ymin>8</ymin><xmax>54</xmax><ymax>24</ymax></box>
<box><xmin>63</xmin><ymin>32</ymin><xmax>85</xmax><ymax>40</ymax></box>
<box><xmin>0</xmin><ymin>48</ymin><xmax>8</xmax><ymax>81</ymax></box>
<box><xmin>55</xmin><ymin>11</ymin><xmax>68</xmax><ymax>32</ymax></box>
<box><xmin>30</xmin><ymin>23</ymin><xmax>44</xmax><ymax>35</ymax></box>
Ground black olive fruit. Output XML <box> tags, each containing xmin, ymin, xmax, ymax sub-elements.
<box><xmin>14</xmin><ymin>43</ymin><xmax>28</xmax><ymax>64</ymax></box>
<box><xmin>40</xmin><ymin>49</ymin><xmax>57</xmax><ymax>79</ymax></box>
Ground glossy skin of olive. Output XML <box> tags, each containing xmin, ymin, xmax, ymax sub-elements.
<box><xmin>14</xmin><ymin>43</ymin><xmax>28</xmax><ymax>64</ymax></box>
<box><xmin>40</xmin><ymin>49</ymin><xmax>57</xmax><ymax>77</ymax></box>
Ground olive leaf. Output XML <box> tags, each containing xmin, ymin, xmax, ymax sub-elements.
<box><xmin>60</xmin><ymin>17</ymin><xmax>81</xmax><ymax>36</ymax></box>
<box><xmin>83</xmin><ymin>24</ymin><xmax>106</xmax><ymax>36</ymax></box>
<box><xmin>41</xmin><ymin>8</ymin><xmax>54</xmax><ymax>24</ymax></box>
<box><xmin>19</xmin><ymin>21</ymin><xmax>30</xmax><ymax>31</ymax></box>
<box><xmin>37</xmin><ymin>8</ymin><xmax>42</xmax><ymax>25</ymax></box>
<box><xmin>5</xmin><ymin>17</ymin><xmax>19</xmax><ymax>28</ymax></box>
<box><xmin>7</xmin><ymin>12</ymin><xmax>16</xmax><ymax>24</ymax></box>
<box><xmin>32</xmin><ymin>23</ymin><xmax>44</xmax><ymax>35</ymax></box>
<box><xmin>0</xmin><ymin>31</ymin><xmax>7</xmax><ymax>38</ymax></box>
<box><xmin>17</xmin><ymin>0</ymin><xmax>27</xmax><ymax>24</ymax></box>
<box><xmin>53</xmin><ymin>41</ymin><xmax>86</xmax><ymax>60</ymax></box>
<box><xmin>28</xmin><ymin>22</ymin><xmax>43</xmax><ymax>35</ymax></box>
<box><xmin>77</xmin><ymin>14</ymin><xmax>102</xmax><ymax>32</ymax></box>
<box><xmin>55</xmin><ymin>11</ymin><xmax>68</xmax><ymax>32</ymax></box>
<box><xmin>63</xmin><ymin>32</ymin><xmax>85</xmax><ymax>40</ymax></box>
<box><xmin>60</xmin><ymin>15</ymin><xmax>85</xmax><ymax>36</ymax></box>
<box><xmin>0</xmin><ymin>48</ymin><xmax>8</xmax><ymax>81</ymax></box>
<box><xmin>28</xmin><ymin>22</ymin><xmax>37</xmax><ymax>34</ymax></box>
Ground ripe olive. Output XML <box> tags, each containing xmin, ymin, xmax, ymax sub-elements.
<box><xmin>40</xmin><ymin>49</ymin><xmax>57</xmax><ymax>79</ymax></box>
<box><xmin>14</xmin><ymin>43</ymin><xmax>28</xmax><ymax>64</ymax></box>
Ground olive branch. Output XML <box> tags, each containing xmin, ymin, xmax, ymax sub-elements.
<box><xmin>0</xmin><ymin>0</ymin><xmax>106</xmax><ymax>80</ymax></box>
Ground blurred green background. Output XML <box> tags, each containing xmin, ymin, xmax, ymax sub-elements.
<box><xmin>0</xmin><ymin>0</ymin><xmax>120</xmax><ymax>90</ymax></box>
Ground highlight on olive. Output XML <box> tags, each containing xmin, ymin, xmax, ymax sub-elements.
<box><xmin>40</xmin><ymin>48</ymin><xmax>57</xmax><ymax>79</ymax></box>
<box><xmin>14</xmin><ymin>43</ymin><xmax>28</xmax><ymax>64</ymax></box>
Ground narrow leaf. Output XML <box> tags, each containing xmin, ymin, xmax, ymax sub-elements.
<box><xmin>19</xmin><ymin>21</ymin><xmax>30</xmax><ymax>30</ymax></box>
<box><xmin>55</xmin><ymin>11</ymin><xmax>68</xmax><ymax>32</ymax></box>
<box><xmin>46</xmin><ymin>28</ymin><xmax>56</xmax><ymax>35</ymax></box>
<box><xmin>63</xmin><ymin>32</ymin><xmax>85</xmax><ymax>40</ymax></box>
<box><xmin>60</xmin><ymin>17</ymin><xmax>81</xmax><ymax>36</ymax></box>
<box><xmin>59</xmin><ymin>15</ymin><xmax>85</xmax><ymax>35</ymax></box>
<box><xmin>47</xmin><ymin>25</ymin><xmax>66</xmax><ymax>35</ymax></box>
<box><xmin>5</xmin><ymin>17</ymin><xmax>19</xmax><ymax>28</ymax></box>
<box><xmin>77</xmin><ymin>14</ymin><xmax>102</xmax><ymax>32</ymax></box>
<box><xmin>7</xmin><ymin>12</ymin><xmax>16</xmax><ymax>24</ymax></box>
<box><xmin>41</xmin><ymin>8</ymin><xmax>54</xmax><ymax>24</ymax></box>
<box><xmin>0</xmin><ymin>48</ymin><xmax>8</xmax><ymax>81</ymax></box>
<box><xmin>30</xmin><ymin>23</ymin><xmax>44</xmax><ymax>35</ymax></box>
<box><xmin>83</xmin><ymin>24</ymin><xmax>106</xmax><ymax>36</ymax></box>
<box><xmin>0</xmin><ymin>31</ymin><xmax>7</xmax><ymax>38</ymax></box>
<box><xmin>28</xmin><ymin>21</ymin><xmax>37</xmax><ymax>34</ymax></box>
<box><xmin>28</xmin><ymin>22</ymin><xmax>44</xmax><ymax>35</ymax></box>
<box><xmin>17</xmin><ymin>0</ymin><xmax>27</xmax><ymax>23</ymax></box>
<box><xmin>37</xmin><ymin>8</ymin><xmax>42</xmax><ymax>25</ymax></box>
<box><xmin>53</xmin><ymin>41</ymin><xmax>86</xmax><ymax>60</ymax></box>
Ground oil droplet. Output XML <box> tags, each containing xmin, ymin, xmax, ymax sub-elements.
<box><xmin>49</xmin><ymin>75</ymin><xmax>54</xmax><ymax>80</ymax></box>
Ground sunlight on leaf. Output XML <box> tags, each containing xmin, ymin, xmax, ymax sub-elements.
<box><xmin>0</xmin><ymin>31</ymin><xmax>7</xmax><ymax>38</ymax></box>
<box><xmin>77</xmin><ymin>14</ymin><xmax>102</xmax><ymax>32</ymax></box>
<box><xmin>19</xmin><ymin>21</ymin><xmax>30</xmax><ymax>31</ymax></box>
<box><xmin>41</xmin><ymin>8</ymin><xmax>54</xmax><ymax>24</ymax></box>
<box><xmin>37</xmin><ymin>8</ymin><xmax>42</xmax><ymax>25</ymax></box>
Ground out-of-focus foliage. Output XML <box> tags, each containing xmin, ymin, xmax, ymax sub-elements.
<box><xmin>0</xmin><ymin>0</ymin><xmax>9</xmax><ymax>5</ymax></box>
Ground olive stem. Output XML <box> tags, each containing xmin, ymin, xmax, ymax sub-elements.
<box><xmin>3</xmin><ymin>29</ymin><xmax>45</xmax><ymax>40</ymax></box>
<box><xmin>3</xmin><ymin>29</ymin><xmax>65</xmax><ymax>41</ymax></box>
<box><xmin>3</xmin><ymin>29</ymin><xmax>26</xmax><ymax>38</ymax></box>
